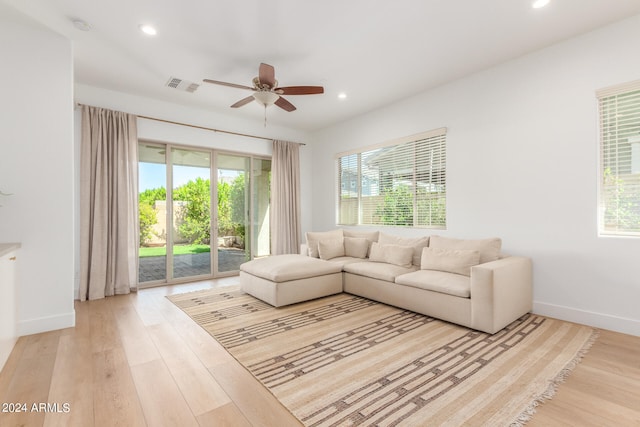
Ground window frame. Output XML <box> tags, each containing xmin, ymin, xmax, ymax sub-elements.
<box><xmin>596</xmin><ymin>80</ymin><xmax>640</xmax><ymax>237</ymax></box>
<box><xmin>335</xmin><ymin>128</ymin><xmax>447</xmax><ymax>229</ymax></box>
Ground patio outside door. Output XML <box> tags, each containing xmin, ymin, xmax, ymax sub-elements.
<box><xmin>138</xmin><ymin>144</ymin><xmax>271</xmax><ymax>285</ymax></box>
<box><xmin>215</xmin><ymin>154</ymin><xmax>271</xmax><ymax>274</ymax></box>
<box><xmin>251</xmin><ymin>157</ymin><xmax>271</xmax><ymax>259</ymax></box>
<box><xmin>138</xmin><ymin>144</ymin><xmax>167</xmax><ymax>283</ymax></box>
<box><xmin>216</xmin><ymin>154</ymin><xmax>248</xmax><ymax>273</ymax></box>
<box><xmin>171</xmin><ymin>147</ymin><xmax>212</xmax><ymax>279</ymax></box>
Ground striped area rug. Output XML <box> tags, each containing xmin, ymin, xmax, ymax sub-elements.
<box><xmin>168</xmin><ymin>286</ymin><xmax>597</xmax><ymax>426</ymax></box>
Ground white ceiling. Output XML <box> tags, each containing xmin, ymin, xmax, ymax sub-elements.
<box><xmin>5</xmin><ymin>0</ymin><xmax>640</xmax><ymax>131</ymax></box>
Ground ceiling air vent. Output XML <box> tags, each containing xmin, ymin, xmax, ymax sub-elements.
<box><xmin>165</xmin><ymin>77</ymin><xmax>199</xmax><ymax>93</ymax></box>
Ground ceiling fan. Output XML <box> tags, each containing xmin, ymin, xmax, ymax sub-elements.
<box><xmin>203</xmin><ymin>63</ymin><xmax>324</xmax><ymax>112</ymax></box>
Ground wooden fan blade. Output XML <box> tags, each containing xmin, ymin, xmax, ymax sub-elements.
<box><xmin>276</xmin><ymin>86</ymin><xmax>324</xmax><ymax>95</ymax></box>
<box><xmin>231</xmin><ymin>96</ymin><xmax>255</xmax><ymax>108</ymax></box>
<box><xmin>274</xmin><ymin>96</ymin><xmax>296</xmax><ymax>112</ymax></box>
<box><xmin>259</xmin><ymin>63</ymin><xmax>276</xmax><ymax>88</ymax></box>
<box><xmin>203</xmin><ymin>79</ymin><xmax>255</xmax><ymax>91</ymax></box>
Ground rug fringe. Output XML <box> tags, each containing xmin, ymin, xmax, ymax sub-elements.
<box><xmin>510</xmin><ymin>328</ymin><xmax>600</xmax><ymax>427</ymax></box>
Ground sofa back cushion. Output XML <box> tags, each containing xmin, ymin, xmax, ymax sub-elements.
<box><xmin>343</xmin><ymin>237</ymin><xmax>369</xmax><ymax>259</ymax></box>
<box><xmin>305</xmin><ymin>229</ymin><xmax>344</xmax><ymax>258</ymax></box>
<box><xmin>429</xmin><ymin>235</ymin><xmax>501</xmax><ymax>264</ymax></box>
<box><xmin>343</xmin><ymin>229</ymin><xmax>379</xmax><ymax>256</ymax></box>
<box><xmin>378</xmin><ymin>233</ymin><xmax>429</xmax><ymax>267</ymax></box>
<box><xmin>421</xmin><ymin>247</ymin><xmax>480</xmax><ymax>276</ymax></box>
<box><xmin>318</xmin><ymin>238</ymin><xmax>346</xmax><ymax>260</ymax></box>
<box><xmin>369</xmin><ymin>242</ymin><xmax>414</xmax><ymax>268</ymax></box>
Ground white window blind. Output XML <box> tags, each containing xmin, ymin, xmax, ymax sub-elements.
<box><xmin>597</xmin><ymin>80</ymin><xmax>640</xmax><ymax>236</ymax></box>
<box><xmin>336</xmin><ymin>128</ymin><xmax>446</xmax><ymax>228</ymax></box>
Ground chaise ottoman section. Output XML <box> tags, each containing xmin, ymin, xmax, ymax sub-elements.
<box><xmin>239</xmin><ymin>254</ymin><xmax>343</xmax><ymax>307</ymax></box>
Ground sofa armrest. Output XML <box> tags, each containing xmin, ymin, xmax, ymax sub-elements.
<box><xmin>470</xmin><ymin>256</ymin><xmax>533</xmax><ymax>334</ymax></box>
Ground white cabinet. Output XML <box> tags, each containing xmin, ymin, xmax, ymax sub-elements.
<box><xmin>0</xmin><ymin>243</ymin><xmax>19</xmax><ymax>372</ymax></box>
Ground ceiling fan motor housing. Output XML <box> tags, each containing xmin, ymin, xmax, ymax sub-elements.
<box><xmin>253</xmin><ymin>76</ymin><xmax>277</xmax><ymax>91</ymax></box>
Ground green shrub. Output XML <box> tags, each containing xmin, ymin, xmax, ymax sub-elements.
<box><xmin>139</xmin><ymin>202</ymin><xmax>157</xmax><ymax>245</ymax></box>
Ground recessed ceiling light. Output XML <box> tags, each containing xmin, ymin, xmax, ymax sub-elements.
<box><xmin>338</xmin><ymin>92</ymin><xmax>347</xmax><ymax>100</ymax></box>
<box><xmin>532</xmin><ymin>0</ymin><xmax>550</xmax><ymax>9</ymax></box>
<box><xmin>139</xmin><ymin>24</ymin><xmax>157</xmax><ymax>36</ymax></box>
<box><xmin>72</xmin><ymin>19</ymin><xmax>92</xmax><ymax>31</ymax></box>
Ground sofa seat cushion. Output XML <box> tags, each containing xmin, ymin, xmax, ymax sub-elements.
<box><xmin>343</xmin><ymin>261</ymin><xmax>417</xmax><ymax>282</ymax></box>
<box><xmin>240</xmin><ymin>254</ymin><xmax>342</xmax><ymax>282</ymax></box>
<box><xmin>395</xmin><ymin>270</ymin><xmax>470</xmax><ymax>298</ymax></box>
<box><xmin>325</xmin><ymin>256</ymin><xmax>368</xmax><ymax>268</ymax></box>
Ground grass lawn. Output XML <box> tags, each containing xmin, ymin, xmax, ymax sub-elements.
<box><xmin>139</xmin><ymin>244</ymin><xmax>211</xmax><ymax>258</ymax></box>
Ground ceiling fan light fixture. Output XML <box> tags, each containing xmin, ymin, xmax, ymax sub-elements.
<box><xmin>253</xmin><ymin>91</ymin><xmax>279</xmax><ymax>106</ymax></box>
<box><xmin>72</xmin><ymin>19</ymin><xmax>92</xmax><ymax>31</ymax></box>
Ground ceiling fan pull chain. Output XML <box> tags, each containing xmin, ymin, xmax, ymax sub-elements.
<box><xmin>264</xmin><ymin>104</ymin><xmax>268</xmax><ymax>127</ymax></box>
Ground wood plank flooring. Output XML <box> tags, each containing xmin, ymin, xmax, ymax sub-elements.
<box><xmin>0</xmin><ymin>277</ymin><xmax>638</xmax><ymax>426</ymax></box>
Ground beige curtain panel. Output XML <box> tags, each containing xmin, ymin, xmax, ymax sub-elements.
<box><xmin>271</xmin><ymin>140</ymin><xmax>302</xmax><ymax>255</ymax></box>
<box><xmin>79</xmin><ymin>106</ymin><xmax>139</xmax><ymax>301</ymax></box>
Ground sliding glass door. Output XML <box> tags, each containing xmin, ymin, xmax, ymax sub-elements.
<box><xmin>252</xmin><ymin>158</ymin><xmax>271</xmax><ymax>259</ymax></box>
<box><xmin>216</xmin><ymin>154</ymin><xmax>250</xmax><ymax>273</ymax></box>
<box><xmin>138</xmin><ymin>143</ymin><xmax>270</xmax><ymax>285</ymax></box>
<box><xmin>214</xmin><ymin>154</ymin><xmax>272</xmax><ymax>274</ymax></box>
<box><xmin>171</xmin><ymin>148</ymin><xmax>212</xmax><ymax>279</ymax></box>
<box><xmin>138</xmin><ymin>144</ymin><xmax>168</xmax><ymax>283</ymax></box>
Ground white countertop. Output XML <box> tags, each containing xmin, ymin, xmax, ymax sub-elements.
<box><xmin>0</xmin><ymin>243</ymin><xmax>21</xmax><ymax>258</ymax></box>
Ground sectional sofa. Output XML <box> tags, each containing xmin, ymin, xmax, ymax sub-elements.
<box><xmin>240</xmin><ymin>229</ymin><xmax>533</xmax><ymax>334</ymax></box>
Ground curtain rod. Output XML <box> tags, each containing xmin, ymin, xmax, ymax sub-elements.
<box><xmin>75</xmin><ymin>103</ymin><xmax>305</xmax><ymax>145</ymax></box>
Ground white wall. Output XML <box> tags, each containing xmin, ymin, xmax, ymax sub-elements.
<box><xmin>309</xmin><ymin>15</ymin><xmax>640</xmax><ymax>336</ymax></box>
<box><xmin>0</xmin><ymin>7</ymin><xmax>75</xmax><ymax>335</ymax></box>
<box><xmin>74</xmin><ymin>85</ymin><xmax>313</xmax><ymax>296</ymax></box>
<box><xmin>75</xmin><ymin>84</ymin><xmax>310</xmax><ymax>154</ymax></box>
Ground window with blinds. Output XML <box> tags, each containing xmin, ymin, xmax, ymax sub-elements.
<box><xmin>597</xmin><ymin>80</ymin><xmax>640</xmax><ymax>236</ymax></box>
<box><xmin>336</xmin><ymin>128</ymin><xmax>446</xmax><ymax>228</ymax></box>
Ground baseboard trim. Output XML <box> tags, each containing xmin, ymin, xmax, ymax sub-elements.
<box><xmin>17</xmin><ymin>310</ymin><xmax>76</xmax><ymax>336</ymax></box>
<box><xmin>533</xmin><ymin>301</ymin><xmax>640</xmax><ymax>337</ymax></box>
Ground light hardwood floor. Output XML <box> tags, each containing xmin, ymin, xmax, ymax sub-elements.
<box><xmin>1</xmin><ymin>277</ymin><xmax>639</xmax><ymax>427</ymax></box>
